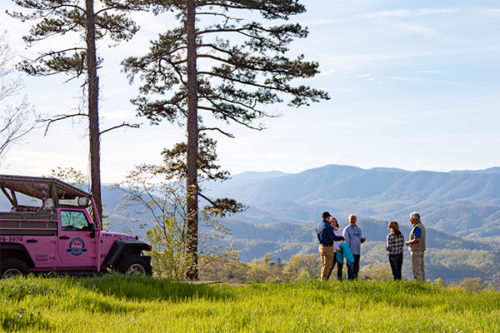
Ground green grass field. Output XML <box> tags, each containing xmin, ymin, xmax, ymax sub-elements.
<box><xmin>1</xmin><ymin>275</ymin><xmax>499</xmax><ymax>332</ymax></box>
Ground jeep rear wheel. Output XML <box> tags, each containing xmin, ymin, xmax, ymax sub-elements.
<box><xmin>117</xmin><ymin>255</ymin><xmax>152</xmax><ymax>276</ymax></box>
<box><xmin>0</xmin><ymin>258</ymin><xmax>30</xmax><ymax>279</ymax></box>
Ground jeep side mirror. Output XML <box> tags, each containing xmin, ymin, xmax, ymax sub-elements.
<box><xmin>89</xmin><ymin>223</ymin><xmax>96</xmax><ymax>238</ymax></box>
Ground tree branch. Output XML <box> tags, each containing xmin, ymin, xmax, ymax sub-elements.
<box><xmin>26</xmin><ymin>21</ymin><xmax>83</xmax><ymax>44</ymax></box>
<box><xmin>198</xmin><ymin>191</ymin><xmax>216</xmax><ymax>206</ymax></box>
<box><xmin>198</xmin><ymin>43</ymin><xmax>235</xmax><ymax>57</ymax></box>
<box><xmin>100</xmin><ymin>122</ymin><xmax>141</xmax><ymax>135</ymax></box>
<box><xmin>159</xmin><ymin>57</ymin><xmax>187</xmax><ymax>85</ymax></box>
<box><xmin>198</xmin><ymin>89</ymin><xmax>266</xmax><ymax>115</ymax></box>
<box><xmin>40</xmin><ymin>112</ymin><xmax>87</xmax><ymax>136</ymax></box>
<box><xmin>34</xmin><ymin>47</ymin><xmax>86</xmax><ymax>61</ymax></box>
<box><xmin>199</xmin><ymin>126</ymin><xmax>235</xmax><ymax>138</ymax></box>
<box><xmin>196</xmin><ymin>11</ymin><xmax>242</xmax><ymax>25</ymax></box>
<box><xmin>198</xmin><ymin>70</ymin><xmax>280</xmax><ymax>92</ymax></box>
<box><xmin>198</xmin><ymin>105</ymin><xmax>264</xmax><ymax>131</ymax></box>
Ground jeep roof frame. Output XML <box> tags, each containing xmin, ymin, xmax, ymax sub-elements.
<box><xmin>0</xmin><ymin>174</ymin><xmax>102</xmax><ymax>229</ymax></box>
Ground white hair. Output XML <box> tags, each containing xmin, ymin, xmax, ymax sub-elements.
<box><xmin>410</xmin><ymin>212</ymin><xmax>421</xmax><ymax>223</ymax></box>
<box><xmin>348</xmin><ymin>214</ymin><xmax>357</xmax><ymax>221</ymax></box>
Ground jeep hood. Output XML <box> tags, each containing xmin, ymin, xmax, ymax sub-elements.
<box><xmin>100</xmin><ymin>232</ymin><xmax>137</xmax><ymax>240</ymax></box>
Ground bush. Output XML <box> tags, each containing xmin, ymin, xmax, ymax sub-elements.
<box><xmin>461</xmin><ymin>278</ymin><xmax>494</xmax><ymax>292</ymax></box>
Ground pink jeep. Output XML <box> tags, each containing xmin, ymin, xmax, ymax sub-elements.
<box><xmin>0</xmin><ymin>175</ymin><xmax>152</xmax><ymax>278</ymax></box>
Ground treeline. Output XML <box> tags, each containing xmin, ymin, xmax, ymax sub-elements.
<box><xmin>363</xmin><ymin>243</ymin><xmax>500</xmax><ymax>283</ymax></box>
<box><xmin>149</xmin><ymin>246</ymin><xmax>498</xmax><ymax>291</ymax></box>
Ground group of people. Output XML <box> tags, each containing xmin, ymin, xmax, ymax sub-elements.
<box><xmin>316</xmin><ymin>211</ymin><xmax>426</xmax><ymax>282</ymax></box>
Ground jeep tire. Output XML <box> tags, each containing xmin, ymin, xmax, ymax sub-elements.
<box><xmin>0</xmin><ymin>258</ymin><xmax>30</xmax><ymax>279</ymax></box>
<box><xmin>117</xmin><ymin>254</ymin><xmax>152</xmax><ymax>276</ymax></box>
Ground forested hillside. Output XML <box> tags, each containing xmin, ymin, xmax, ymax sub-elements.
<box><xmin>206</xmin><ymin>164</ymin><xmax>500</xmax><ymax>238</ymax></box>
<box><xmin>215</xmin><ymin>219</ymin><xmax>500</xmax><ymax>283</ymax></box>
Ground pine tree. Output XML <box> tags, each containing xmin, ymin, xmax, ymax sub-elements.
<box><xmin>8</xmin><ymin>0</ymin><xmax>142</xmax><ymax>219</ymax></box>
<box><xmin>123</xmin><ymin>0</ymin><xmax>330</xmax><ymax>279</ymax></box>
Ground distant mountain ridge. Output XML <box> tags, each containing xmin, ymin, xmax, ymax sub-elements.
<box><xmin>207</xmin><ymin>164</ymin><xmax>500</xmax><ymax>238</ymax></box>
<box><xmin>450</xmin><ymin>167</ymin><xmax>500</xmax><ymax>174</ymax></box>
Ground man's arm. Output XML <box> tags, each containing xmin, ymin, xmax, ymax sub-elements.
<box><xmin>405</xmin><ymin>227</ymin><xmax>421</xmax><ymax>245</ymax></box>
<box><xmin>327</xmin><ymin>225</ymin><xmax>344</xmax><ymax>242</ymax></box>
<box><xmin>332</xmin><ymin>232</ymin><xmax>345</xmax><ymax>242</ymax></box>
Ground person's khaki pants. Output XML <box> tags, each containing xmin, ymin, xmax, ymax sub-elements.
<box><xmin>411</xmin><ymin>251</ymin><xmax>425</xmax><ymax>281</ymax></box>
<box><xmin>319</xmin><ymin>245</ymin><xmax>334</xmax><ymax>281</ymax></box>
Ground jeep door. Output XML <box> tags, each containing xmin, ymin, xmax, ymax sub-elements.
<box><xmin>56</xmin><ymin>208</ymin><xmax>97</xmax><ymax>269</ymax></box>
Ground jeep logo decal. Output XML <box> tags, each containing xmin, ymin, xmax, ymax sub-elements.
<box><xmin>66</xmin><ymin>237</ymin><xmax>88</xmax><ymax>256</ymax></box>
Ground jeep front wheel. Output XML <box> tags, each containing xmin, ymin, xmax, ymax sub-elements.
<box><xmin>0</xmin><ymin>258</ymin><xmax>30</xmax><ymax>279</ymax></box>
<box><xmin>117</xmin><ymin>255</ymin><xmax>152</xmax><ymax>276</ymax></box>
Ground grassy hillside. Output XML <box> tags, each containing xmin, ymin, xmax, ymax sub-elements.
<box><xmin>1</xmin><ymin>275</ymin><xmax>499</xmax><ymax>332</ymax></box>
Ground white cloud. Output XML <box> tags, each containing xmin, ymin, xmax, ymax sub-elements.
<box><xmin>317</xmin><ymin>68</ymin><xmax>338</xmax><ymax>77</ymax></box>
<box><xmin>356</xmin><ymin>73</ymin><xmax>376</xmax><ymax>81</ymax></box>
<box><xmin>476</xmin><ymin>8</ymin><xmax>500</xmax><ymax>17</ymax></box>
<box><xmin>417</xmin><ymin>70</ymin><xmax>445</xmax><ymax>74</ymax></box>
<box><xmin>360</xmin><ymin>8</ymin><xmax>460</xmax><ymax>19</ymax></box>
<box><xmin>318</xmin><ymin>45</ymin><xmax>500</xmax><ymax>69</ymax></box>
<box><xmin>299</xmin><ymin>19</ymin><xmax>338</xmax><ymax>26</ymax></box>
<box><xmin>388</xmin><ymin>22</ymin><xmax>439</xmax><ymax>36</ymax></box>
<box><xmin>318</xmin><ymin>52</ymin><xmax>426</xmax><ymax>66</ymax></box>
<box><xmin>390</xmin><ymin>76</ymin><xmax>419</xmax><ymax>81</ymax></box>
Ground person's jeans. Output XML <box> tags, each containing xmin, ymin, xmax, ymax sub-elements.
<box><xmin>347</xmin><ymin>254</ymin><xmax>361</xmax><ymax>279</ymax></box>
<box><xmin>388</xmin><ymin>253</ymin><xmax>403</xmax><ymax>280</ymax></box>
<box><xmin>335</xmin><ymin>260</ymin><xmax>343</xmax><ymax>281</ymax></box>
<box><xmin>327</xmin><ymin>257</ymin><xmax>344</xmax><ymax>281</ymax></box>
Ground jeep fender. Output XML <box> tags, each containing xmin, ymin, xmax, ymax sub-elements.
<box><xmin>0</xmin><ymin>243</ymin><xmax>35</xmax><ymax>267</ymax></box>
<box><xmin>103</xmin><ymin>239</ymin><xmax>152</xmax><ymax>267</ymax></box>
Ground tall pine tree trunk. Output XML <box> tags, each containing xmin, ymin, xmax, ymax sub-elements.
<box><xmin>185</xmin><ymin>0</ymin><xmax>199</xmax><ymax>280</ymax></box>
<box><xmin>85</xmin><ymin>0</ymin><xmax>103</xmax><ymax>220</ymax></box>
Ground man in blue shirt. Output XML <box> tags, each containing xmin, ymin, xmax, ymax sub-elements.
<box><xmin>316</xmin><ymin>211</ymin><xmax>345</xmax><ymax>281</ymax></box>
<box><xmin>343</xmin><ymin>214</ymin><xmax>366</xmax><ymax>279</ymax></box>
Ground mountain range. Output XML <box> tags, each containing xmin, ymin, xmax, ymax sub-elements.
<box><xmin>206</xmin><ymin>164</ymin><xmax>500</xmax><ymax>239</ymax></box>
<box><xmin>201</xmin><ymin>165</ymin><xmax>499</xmax><ymax>282</ymax></box>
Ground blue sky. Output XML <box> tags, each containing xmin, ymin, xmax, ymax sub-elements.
<box><xmin>1</xmin><ymin>0</ymin><xmax>499</xmax><ymax>182</ymax></box>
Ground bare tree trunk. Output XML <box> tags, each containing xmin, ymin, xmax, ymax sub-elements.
<box><xmin>85</xmin><ymin>0</ymin><xmax>102</xmax><ymax>220</ymax></box>
<box><xmin>185</xmin><ymin>0</ymin><xmax>199</xmax><ymax>280</ymax></box>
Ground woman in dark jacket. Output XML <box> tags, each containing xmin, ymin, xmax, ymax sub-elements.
<box><xmin>386</xmin><ymin>221</ymin><xmax>404</xmax><ymax>280</ymax></box>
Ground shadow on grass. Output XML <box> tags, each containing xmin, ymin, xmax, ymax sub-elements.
<box><xmin>72</xmin><ymin>274</ymin><xmax>235</xmax><ymax>302</ymax></box>
<box><xmin>1</xmin><ymin>308</ymin><xmax>53</xmax><ymax>332</ymax></box>
<box><xmin>293</xmin><ymin>279</ymin><xmax>439</xmax><ymax>295</ymax></box>
<box><xmin>0</xmin><ymin>276</ymin><xmax>61</xmax><ymax>301</ymax></box>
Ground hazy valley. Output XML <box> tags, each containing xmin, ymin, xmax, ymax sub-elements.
<box><xmin>103</xmin><ymin>164</ymin><xmax>500</xmax><ymax>283</ymax></box>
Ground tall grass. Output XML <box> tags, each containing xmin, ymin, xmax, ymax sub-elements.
<box><xmin>1</xmin><ymin>275</ymin><xmax>499</xmax><ymax>332</ymax></box>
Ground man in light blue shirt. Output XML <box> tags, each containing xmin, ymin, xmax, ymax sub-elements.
<box><xmin>343</xmin><ymin>214</ymin><xmax>366</xmax><ymax>279</ymax></box>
